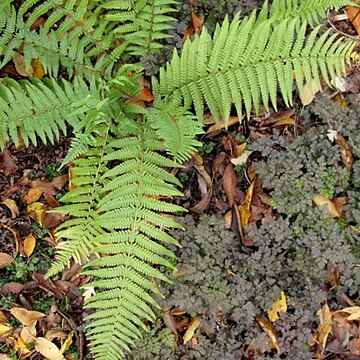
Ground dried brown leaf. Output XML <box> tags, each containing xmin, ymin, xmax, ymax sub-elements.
<box><xmin>24</xmin><ymin>188</ymin><xmax>43</xmax><ymax>204</ymax></box>
<box><xmin>10</xmin><ymin>307</ymin><xmax>45</xmax><ymax>326</ymax></box>
<box><xmin>0</xmin><ymin>150</ymin><xmax>18</xmax><ymax>176</ymax></box>
<box><xmin>35</xmin><ymin>337</ymin><xmax>65</xmax><ymax>360</ymax></box>
<box><xmin>0</xmin><ymin>253</ymin><xmax>14</xmax><ymax>269</ymax></box>
<box><xmin>223</xmin><ymin>163</ymin><xmax>237</xmax><ymax>208</ymax></box>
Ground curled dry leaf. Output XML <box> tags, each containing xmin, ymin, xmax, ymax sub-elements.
<box><xmin>10</xmin><ymin>307</ymin><xmax>45</xmax><ymax>326</ymax></box>
<box><xmin>336</xmin><ymin>134</ymin><xmax>354</xmax><ymax>172</ymax></box>
<box><xmin>0</xmin><ymin>253</ymin><xmax>14</xmax><ymax>269</ymax></box>
<box><xmin>2</xmin><ymin>199</ymin><xmax>19</xmax><ymax>218</ymax></box>
<box><xmin>316</xmin><ymin>303</ymin><xmax>333</xmax><ymax>356</ymax></box>
<box><xmin>23</xmin><ymin>234</ymin><xmax>36</xmax><ymax>257</ymax></box>
<box><xmin>35</xmin><ymin>337</ymin><xmax>65</xmax><ymax>360</ymax></box>
<box><xmin>223</xmin><ymin>163</ymin><xmax>237</xmax><ymax>208</ymax></box>
<box><xmin>256</xmin><ymin>314</ymin><xmax>280</xmax><ymax>354</ymax></box>
<box><xmin>183</xmin><ymin>315</ymin><xmax>201</xmax><ymax>345</ymax></box>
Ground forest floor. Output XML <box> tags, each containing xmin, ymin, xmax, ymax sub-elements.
<box><xmin>1</xmin><ymin>2</ymin><xmax>360</xmax><ymax>360</ymax></box>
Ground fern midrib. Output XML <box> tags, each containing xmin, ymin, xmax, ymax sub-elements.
<box><xmin>96</xmin><ymin>119</ymin><xmax>150</xmax><ymax>357</ymax></box>
<box><xmin>145</xmin><ymin>0</ymin><xmax>156</xmax><ymax>57</ymax></box>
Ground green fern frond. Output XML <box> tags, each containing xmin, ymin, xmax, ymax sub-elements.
<box><xmin>147</xmin><ymin>95</ymin><xmax>203</xmax><ymax>162</ymax></box>
<box><xmin>156</xmin><ymin>14</ymin><xmax>356</xmax><ymax>124</ymax></box>
<box><xmin>0</xmin><ymin>4</ymin><xmax>123</xmax><ymax>79</ymax></box>
<box><xmin>48</xmin><ymin>116</ymin><xmax>184</xmax><ymax>358</ymax></box>
<box><xmin>263</xmin><ymin>0</ymin><xmax>355</xmax><ymax>27</ymax></box>
<box><xmin>0</xmin><ymin>77</ymin><xmax>96</xmax><ymax>148</ymax></box>
<box><xmin>104</xmin><ymin>0</ymin><xmax>177</xmax><ymax>56</ymax></box>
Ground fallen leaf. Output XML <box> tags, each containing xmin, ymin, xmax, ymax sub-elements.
<box><xmin>223</xmin><ymin>164</ymin><xmax>238</xmax><ymax>208</ymax></box>
<box><xmin>31</xmin><ymin>179</ymin><xmax>56</xmax><ymax>196</ymax></box>
<box><xmin>336</xmin><ymin>134</ymin><xmax>354</xmax><ymax>172</ymax></box>
<box><xmin>14</xmin><ymin>334</ymin><xmax>30</xmax><ymax>354</ymax></box>
<box><xmin>27</xmin><ymin>202</ymin><xmax>46</xmax><ymax>225</ymax></box>
<box><xmin>0</xmin><ymin>354</ymin><xmax>12</xmax><ymax>359</ymax></box>
<box><xmin>0</xmin><ymin>281</ymin><xmax>25</xmax><ymax>294</ymax></box>
<box><xmin>13</xmin><ymin>52</ymin><xmax>33</xmax><ymax>77</ymax></box>
<box><xmin>41</xmin><ymin>211</ymin><xmax>63</xmax><ymax>229</ymax></box>
<box><xmin>10</xmin><ymin>307</ymin><xmax>45</xmax><ymax>326</ymax></box>
<box><xmin>239</xmin><ymin>181</ymin><xmax>255</xmax><ymax>230</ymax></box>
<box><xmin>0</xmin><ymin>324</ymin><xmax>12</xmax><ymax>335</ymax></box>
<box><xmin>0</xmin><ymin>149</ymin><xmax>18</xmax><ymax>176</ymax></box>
<box><xmin>313</xmin><ymin>195</ymin><xmax>341</xmax><ymax>218</ymax></box>
<box><xmin>23</xmin><ymin>234</ymin><xmax>36</xmax><ymax>257</ymax></box>
<box><xmin>267</xmin><ymin>291</ymin><xmax>287</xmax><ymax>322</ymax></box>
<box><xmin>338</xmin><ymin>306</ymin><xmax>360</xmax><ymax>321</ymax></box>
<box><xmin>256</xmin><ymin>315</ymin><xmax>280</xmax><ymax>354</ymax></box>
<box><xmin>316</xmin><ymin>303</ymin><xmax>333</xmax><ymax>356</ymax></box>
<box><xmin>0</xmin><ymin>310</ymin><xmax>8</xmax><ymax>324</ymax></box>
<box><xmin>139</xmin><ymin>87</ymin><xmax>154</xmax><ymax>102</ymax></box>
<box><xmin>2</xmin><ymin>199</ymin><xmax>19</xmax><ymax>218</ymax></box>
<box><xmin>82</xmin><ymin>287</ymin><xmax>96</xmax><ymax>302</ymax></box>
<box><xmin>300</xmin><ymin>78</ymin><xmax>320</xmax><ymax>106</ymax></box>
<box><xmin>206</xmin><ymin>116</ymin><xmax>240</xmax><ymax>133</ymax></box>
<box><xmin>24</xmin><ymin>188</ymin><xmax>43</xmax><ymax>204</ymax></box>
<box><xmin>20</xmin><ymin>322</ymin><xmax>37</xmax><ymax>344</ymax></box>
<box><xmin>51</xmin><ymin>174</ymin><xmax>68</xmax><ymax>190</ymax></box>
<box><xmin>183</xmin><ymin>315</ymin><xmax>201</xmax><ymax>344</ymax></box>
<box><xmin>60</xmin><ymin>331</ymin><xmax>74</xmax><ymax>354</ymax></box>
<box><xmin>346</xmin><ymin>6</ymin><xmax>360</xmax><ymax>34</ymax></box>
<box><xmin>45</xmin><ymin>329</ymin><xmax>68</xmax><ymax>341</ymax></box>
<box><xmin>274</xmin><ymin>117</ymin><xmax>295</xmax><ymax>127</ymax></box>
<box><xmin>35</xmin><ymin>337</ymin><xmax>65</xmax><ymax>360</ymax></box>
<box><xmin>231</xmin><ymin>150</ymin><xmax>252</xmax><ymax>167</ymax></box>
<box><xmin>0</xmin><ymin>253</ymin><xmax>14</xmax><ymax>269</ymax></box>
<box><xmin>30</xmin><ymin>58</ymin><xmax>45</xmax><ymax>79</ymax></box>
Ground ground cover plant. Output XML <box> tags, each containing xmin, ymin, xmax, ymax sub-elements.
<box><xmin>0</xmin><ymin>0</ymin><xmax>359</xmax><ymax>359</ymax></box>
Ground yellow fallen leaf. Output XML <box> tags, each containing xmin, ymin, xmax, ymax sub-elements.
<box><xmin>316</xmin><ymin>303</ymin><xmax>332</xmax><ymax>356</ymax></box>
<box><xmin>35</xmin><ymin>337</ymin><xmax>65</xmax><ymax>360</ymax></box>
<box><xmin>27</xmin><ymin>202</ymin><xmax>46</xmax><ymax>225</ymax></box>
<box><xmin>313</xmin><ymin>195</ymin><xmax>341</xmax><ymax>218</ymax></box>
<box><xmin>60</xmin><ymin>331</ymin><xmax>74</xmax><ymax>354</ymax></box>
<box><xmin>23</xmin><ymin>234</ymin><xmax>36</xmax><ymax>257</ymax></box>
<box><xmin>183</xmin><ymin>315</ymin><xmax>201</xmax><ymax>344</ymax></box>
<box><xmin>10</xmin><ymin>307</ymin><xmax>45</xmax><ymax>326</ymax></box>
<box><xmin>0</xmin><ymin>324</ymin><xmax>12</xmax><ymax>335</ymax></box>
<box><xmin>274</xmin><ymin>118</ymin><xmax>295</xmax><ymax>127</ymax></box>
<box><xmin>267</xmin><ymin>291</ymin><xmax>287</xmax><ymax>322</ymax></box>
<box><xmin>14</xmin><ymin>334</ymin><xmax>30</xmax><ymax>354</ymax></box>
<box><xmin>256</xmin><ymin>315</ymin><xmax>280</xmax><ymax>354</ymax></box>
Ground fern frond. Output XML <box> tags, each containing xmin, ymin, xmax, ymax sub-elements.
<box><xmin>147</xmin><ymin>95</ymin><xmax>203</xmax><ymax>162</ymax></box>
<box><xmin>156</xmin><ymin>14</ymin><xmax>356</xmax><ymax>124</ymax></box>
<box><xmin>0</xmin><ymin>77</ymin><xmax>96</xmax><ymax>148</ymax></box>
<box><xmin>263</xmin><ymin>0</ymin><xmax>355</xmax><ymax>27</ymax></box>
<box><xmin>104</xmin><ymin>0</ymin><xmax>177</xmax><ymax>56</ymax></box>
<box><xmin>48</xmin><ymin>115</ymin><xmax>184</xmax><ymax>358</ymax></box>
<box><xmin>0</xmin><ymin>5</ymin><xmax>123</xmax><ymax>80</ymax></box>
